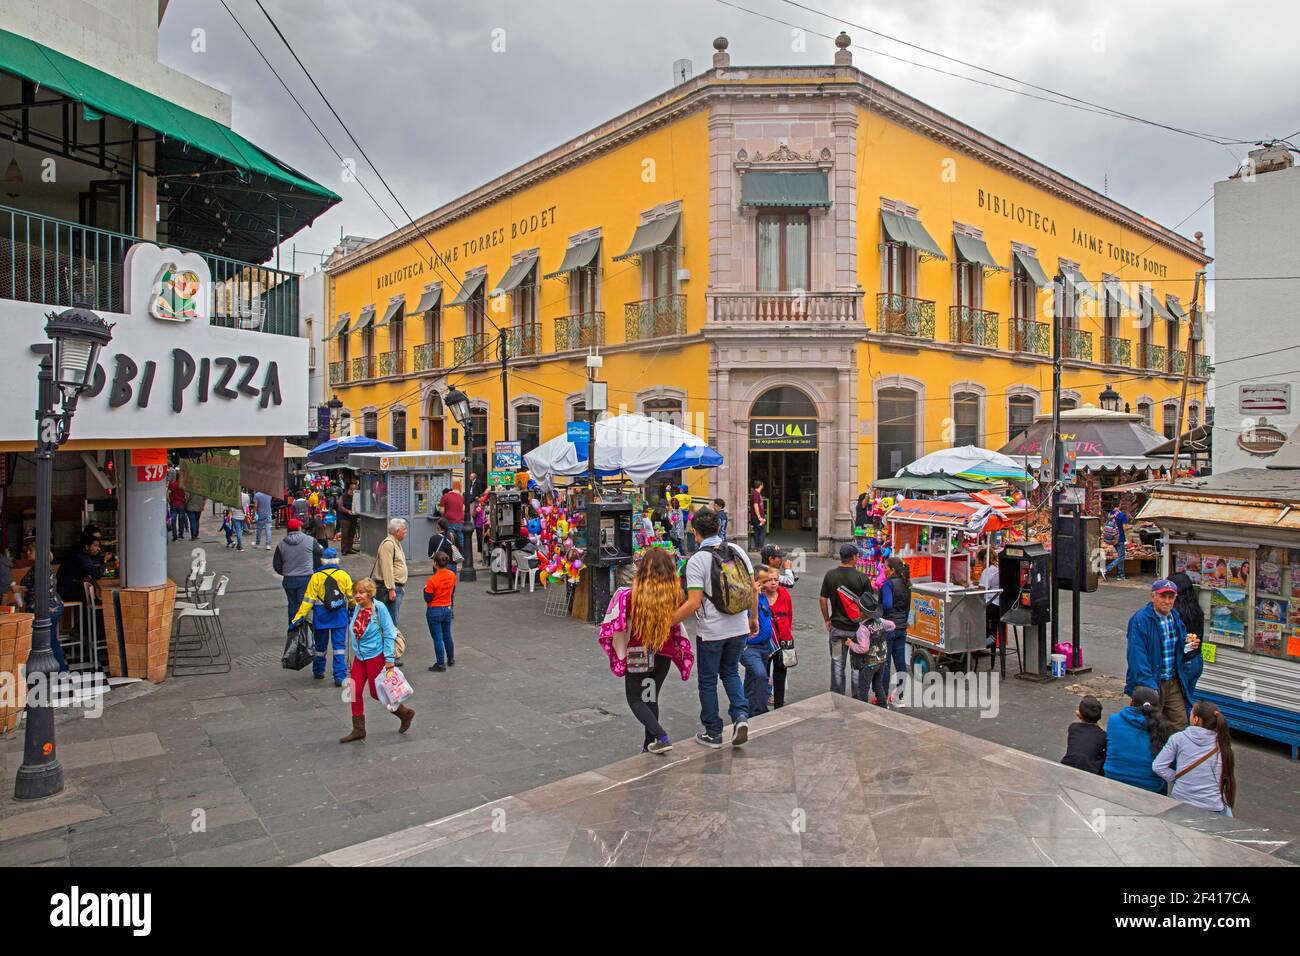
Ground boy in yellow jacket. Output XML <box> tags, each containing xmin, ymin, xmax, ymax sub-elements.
<box><xmin>291</xmin><ymin>547</ymin><xmax>353</xmax><ymax>686</ymax></box>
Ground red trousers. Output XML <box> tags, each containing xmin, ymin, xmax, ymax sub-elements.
<box><xmin>350</xmin><ymin>653</ymin><xmax>386</xmax><ymax>717</ymax></box>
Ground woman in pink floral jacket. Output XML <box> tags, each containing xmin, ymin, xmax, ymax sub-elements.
<box><xmin>598</xmin><ymin>548</ymin><xmax>694</xmax><ymax>754</ymax></box>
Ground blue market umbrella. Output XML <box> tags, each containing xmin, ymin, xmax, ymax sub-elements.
<box><xmin>308</xmin><ymin>435</ymin><xmax>397</xmax><ymax>465</ymax></box>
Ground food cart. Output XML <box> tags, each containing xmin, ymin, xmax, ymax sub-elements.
<box><xmin>884</xmin><ymin>497</ymin><xmax>1025</xmax><ymax>674</ymax></box>
<box><xmin>347</xmin><ymin>450</ymin><xmax>462</xmax><ymax>558</ymax></box>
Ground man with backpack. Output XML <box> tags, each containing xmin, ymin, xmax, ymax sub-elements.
<box><xmin>819</xmin><ymin>543</ymin><xmax>889</xmax><ymax>697</ymax></box>
<box><xmin>672</xmin><ymin>509</ymin><xmax>758</xmax><ymax>749</ymax></box>
<box><xmin>290</xmin><ymin>548</ymin><xmax>354</xmax><ymax>686</ymax></box>
<box><xmin>273</xmin><ymin>517</ymin><xmax>323</xmax><ymax>623</ymax></box>
<box><xmin>1103</xmin><ymin>505</ymin><xmax>1130</xmax><ymax>580</ymax></box>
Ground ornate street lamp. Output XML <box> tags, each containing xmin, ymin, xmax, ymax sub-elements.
<box><xmin>15</xmin><ymin>305</ymin><xmax>114</xmax><ymax>801</ymax></box>
<box><xmin>327</xmin><ymin>395</ymin><xmax>344</xmax><ymax>435</ymax></box>
<box><xmin>1099</xmin><ymin>383</ymin><xmax>1121</xmax><ymax>413</ymax></box>
<box><xmin>444</xmin><ymin>386</ymin><xmax>477</xmax><ymax>582</ymax></box>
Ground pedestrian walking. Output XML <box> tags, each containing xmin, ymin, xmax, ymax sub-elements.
<box><xmin>290</xmin><ymin>548</ymin><xmax>353</xmax><ymax>687</ymax></box>
<box><xmin>338</xmin><ymin>578</ymin><xmax>413</xmax><ymax>743</ymax></box>
<box><xmin>671</xmin><ymin>509</ymin><xmax>755</xmax><ymax>750</ymax></box>
<box><xmin>1103</xmin><ymin>686</ymin><xmax>1170</xmax><ymax>795</ymax></box>
<box><xmin>440</xmin><ymin>481</ymin><xmax>466</xmax><ymax>555</ymax></box>
<box><xmin>760</xmin><ymin>563</ymin><xmax>794</xmax><ymax>709</ymax></box>
<box><xmin>184</xmin><ymin>488</ymin><xmax>205</xmax><ymax>541</ymax></box>
<box><xmin>472</xmin><ymin>498</ymin><xmax>487</xmax><ymax>565</ymax></box>
<box><xmin>253</xmin><ymin>489</ymin><xmax>274</xmax><ymax>550</ymax></box>
<box><xmin>307</xmin><ymin>511</ymin><xmax>331</xmax><ymax>551</ymax></box>
<box><xmin>273</xmin><ymin>517</ymin><xmax>323</xmax><ymax>624</ymax></box>
<box><xmin>1124</xmin><ymin>578</ymin><xmax>1203</xmax><ymax>731</ymax></box>
<box><xmin>742</xmin><ymin>568</ymin><xmax>778</xmax><ymax>717</ymax></box>
<box><xmin>1153</xmin><ymin>699</ymin><xmax>1237</xmax><ymax>816</ymax></box>
<box><xmin>599</xmin><ymin>547</ymin><xmax>694</xmax><ymax>754</ymax></box>
<box><xmin>167</xmin><ymin>479</ymin><xmax>187</xmax><ymax>541</ymax></box>
<box><xmin>291</xmin><ymin>494</ymin><xmax>309</xmax><ymax>524</ymax></box>
<box><xmin>750</xmin><ymin>480</ymin><xmax>767</xmax><ymax>552</ymax></box>
<box><xmin>882</xmin><ymin>556</ymin><xmax>912</xmax><ymax>706</ymax></box>
<box><xmin>819</xmin><ymin>543</ymin><xmax>874</xmax><ymax>697</ymax></box>
<box><xmin>373</xmin><ymin>518</ymin><xmax>409</xmax><ymax>627</ymax></box>
<box><xmin>422</xmin><ymin>551</ymin><xmax>457</xmax><ymax>671</ymax></box>
<box><xmin>1103</xmin><ymin>504</ymin><xmax>1130</xmax><ymax>580</ymax></box>
<box><xmin>338</xmin><ymin>481</ymin><xmax>359</xmax><ymax>555</ymax></box>
<box><xmin>714</xmin><ymin>498</ymin><xmax>728</xmax><ymax>540</ymax></box>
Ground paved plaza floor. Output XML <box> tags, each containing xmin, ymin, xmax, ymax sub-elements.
<box><xmin>1</xmin><ymin>513</ymin><xmax>1298</xmax><ymax>866</ymax></box>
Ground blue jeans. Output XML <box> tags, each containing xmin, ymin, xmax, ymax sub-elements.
<box><xmin>426</xmin><ymin>605</ymin><xmax>455</xmax><ymax>665</ymax></box>
<box><xmin>255</xmin><ymin>515</ymin><xmax>272</xmax><ymax>547</ymax></box>
<box><xmin>313</xmin><ymin>625</ymin><xmax>347</xmax><ymax>682</ymax></box>
<box><xmin>282</xmin><ymin>575</ymin><xmax>311</xmax><ymax>624</ymax></box>
<box><xmin>380</xmin><ymin>584</ymin><xmax>404</xmax><ymax>629</ymax></box>
<box><xmin>882</xmin><ymin>630</ymin><xmax>909</xmax><ymax>699</ymax></box>
<box><xmin>695</xmin><ymin>635</ymin><xmax>749</xmax><ymax>737</ymax></box>
<box><xmin>1106</xmin><ymin>551</ymin><xmax>1126</xmax><ymax>578</ymax></box>
<box><xmin>740</xmin><ymin>644</ymin><xmax>770</xmax><ymax>717</ymax></box>
<box><xmin>232</xmin><ymin>517</ymin><xmax>246</xmax><ymax>548</ymax></box>
<box><xmin>829</xmin><ymin>629</ymin><xmax>856</xmax><ymax>696</ymax></box>
<box><xmin>48</xmin><ymin>612</ymin><xmax>68</xmax><ymax>673</ymax></box>
<box><xmin>171</xmin><ymin>506</ymin><xmax>187</xmax><ymax>540</ymax></box>
<box><xmin>187</xmin><ymin>510</ymin><xmax>200</xmax><ymax>538</ymax></box>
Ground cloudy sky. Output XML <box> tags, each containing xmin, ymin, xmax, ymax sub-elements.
<box><xmin>159</xmin><ymin>0</ymin><xmax>1298</xmax><ymax>276</ymax></box>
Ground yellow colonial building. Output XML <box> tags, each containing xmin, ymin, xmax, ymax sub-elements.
<box><xmin>325</xmin><ymin>34</ymin><xmax>1209</xmax><ymax>554</ymax></box>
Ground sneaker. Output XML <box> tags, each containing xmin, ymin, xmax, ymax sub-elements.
<box><xmin>647</xmin><ymin>735</ymin><xmax>673</xmax><ymax>755</ymax></box>
<box><xmin>732</xmin><ymin>720</ymin><xmax>749</xmax><ymax>747</ymax></box>
<box><xmin>313</xmin><ymin>673</ymin><xmax>324</xmax><ymax>680</ymax></box>
<box><xmin>447</xmin><ymin>659</ymin><xmax>455</xmax><ymax>667</ymax></box>
<box><xmin>428</xmin><ymin>663</ymin><xmax>446</xmax><ymax>672</ymax></box>
<box><xmin>236</xmin><ymin>546</ymin><xmax>244</xmax><ymax>552</ymax></box>
<box><xmin>694</xmin><ymin>731</ymin><xmax>723</xmax><ymax>749</ymax></box>
<box><xmin>266</xmin><ymin>545</ymin><xmax>272</xmax><ymax>551</ymax></box>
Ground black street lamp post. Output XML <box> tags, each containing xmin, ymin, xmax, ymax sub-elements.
<box><xmin>444</xmin><ymin>385</ymin><xmax>477</xmax><ymax>583</ymax></box>
<box><xmin>14</xmin><ymin>305</ymin><xmax>114</xmax><ymax>801</ymax></box>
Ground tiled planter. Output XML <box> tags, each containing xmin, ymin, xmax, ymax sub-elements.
<box><xmin>102</xmin><ymin>581</ymin><xmax>176</xmax><ymax>683</ymax></box>
<box><xmin>0</xmin><ymin>612</ymin><xmax>34</xmax><ymax>733</ymax></box>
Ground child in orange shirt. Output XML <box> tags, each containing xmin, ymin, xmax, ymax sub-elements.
<box><xmin>423</xmin><ymin>551</ymin><xmax>457</xmax><ymax>672</ymax></box>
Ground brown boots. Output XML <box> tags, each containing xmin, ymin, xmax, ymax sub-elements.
<box><xmin>339</xmin><ymin>715</ymin><xmax>366</xmax><ymax>743</ymax></box>
<box><xmin>394</xmin><ymin>704</ymin><xmax>415</xmax><ymax>734</ymax></box>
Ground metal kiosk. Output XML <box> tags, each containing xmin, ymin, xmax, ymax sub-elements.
<box><xmin>347</xmin><ymin>450</ymin><xmax>462</xmax><ymax>558</ymax></box>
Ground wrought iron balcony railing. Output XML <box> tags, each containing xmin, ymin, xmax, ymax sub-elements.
<box><xmin>1142</xmin><ymin>344</ymin><xmax>1168</xmax><ymax>372</ymax></box>
<box><xmin>378</xmin><ymin>349</ymin><xmax>406</xmax><ymax>377</ymax></box>
<box><xmin>625</xmin><ymin>294</ymin><xmax>686</xmax><ymax>342</ymax></box>
<box><xmin>505</xmin><ymin>322</ymin><xmax>543</xmax><ymax>359</ymax></box>
<box><xmin>351</xmin><ymin>355</ymin><xmax>375</xmax><ymax>380</ymax></box>
<box><xmin>453</xmin><ymin>331</ymin><xmax>490</xmax><ymax>365</ymax></box>
<box><xmin>1197</xmin><ymin>354</ymin><xmax>1210</xmax><ymax>377</ymax></box>
<box><xmin>711</xmin><ymin>291</ymin><xmax>862</xmax><ymax>323</ymax></box>
<box><xmin>1170</xmin><ymin>349</ymin><xmax>1187</xmax><ymax>375</ymax></box>
<box><xmin>412</xmin><ymin>342</ymin><xmax>442</xmax><ymax>372</ymax></box>
<box><xmin>554</xmin><ymin>312</ymin><xmax>605</xmax><ymax>351</ymax></box>
<box><xmin>0</xmin><ymin>203</ymin><xmax>300</xmax><ymax>334</ymax></box>
<box><xmin>1062</xmin><ymin>328</ymin><xmax>1093</xmax><ymax>362</ymax></box>
<box><xmin>949</xmin><ymin>306</ymin><xmax>998</xmax><ymax>347</ymax></box>
<box><xmin>876</xmin><ymin>293</ymin><xmax>936</xmax><ymax>339</ymax></box>
<box><xmin>1009</xmin><ymin>316</ymin><xmax>1050</xmax><ymax>354</ymax></box>
<box><xmin>329</xmin><ymin>361</ymin><xmax>347</xmax><ymax>385</ymax></box>
<box><xmin>1101</xmin><ymin>336</ymin><xmax>1131</xmax><ymax>367</ymax></box>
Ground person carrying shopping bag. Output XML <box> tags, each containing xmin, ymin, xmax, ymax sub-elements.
<box><xmin>290</xmin><ymin>548</ymin><xmax>353</xmax><ymax>687</ymax></box>
<box><xmin>339</xmin><ymin>577</ymin><xmax>414</xmax><ymax>743</ymax></box>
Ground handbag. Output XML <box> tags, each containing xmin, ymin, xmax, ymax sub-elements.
<box><xmin>625</xmin><ymin>644</ymin><xmax>652</xmax><ymax>674</ymax></box>
<box><xmin>281</xmin><ymin>622</ymin><xmax>313</xmax><ymax>670</ymax></box>
<box><xmin>780</xmin><ymin>640</ymin><xmax>798</xmax><ymax>668</ymax></box>
<box><xmin>392</xmin><ymin>628</ymin><xmax>407</xmax><ymax>659</ymax></box>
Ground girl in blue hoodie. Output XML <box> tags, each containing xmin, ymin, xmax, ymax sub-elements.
<box><xmin>1103</xmin><ymin>686</ymin><xmax>1171</xmax><ymax>794</ymax></box>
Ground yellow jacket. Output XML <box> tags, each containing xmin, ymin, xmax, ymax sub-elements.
<box><xmin>291</xmin><ymin>565</ymin><xmax>355</xmax><ymax>627</ymax></box>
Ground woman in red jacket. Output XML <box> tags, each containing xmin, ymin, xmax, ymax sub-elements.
<box><xmin>761</xmin><ymin>569</ymin><xmax>795</xmax><ymax>708</ymax></box>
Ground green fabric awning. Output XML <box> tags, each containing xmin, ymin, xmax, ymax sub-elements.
<box><xmin>0</xmin><ymin>28</ymin><xmax>339</xmax><ymax>201</ymax></box>
<box><xmin>1063</xmin><ymin>268</ymin><xmax>1099</xmax><ymax>301</ymax></box>
<box><xmin>740</xmin><ymin>171</ymin><xmax>831</xmax><ymax>208</ymax></box>
<box><xmin>413</xmin><ymin>285</ymin><xmax>442</xmax><ymax>313</ymax></box>
<box><xmin>1104</xmin><ymin>278</ymin><xmax>1142</xmax><ymax>314</ymax></box>
<box><xmin>374</xmin><ymin>295</ymin><xmax>405</xmax><ymax>329</ymax></box>
<box><xmin>544</xmin><ymin>238</ymin><xmax>600</xmax><ymax>279</ymax></box>
<box><xmin>447</xmin><ymin>272</ymin><xmax>487</xmax><ymax>307</ymax></box>
<box><xmin>1166</xmin><ymin>296</ymin><xmax>1189</xmax><ymax>322</ymax></box>
<box><xmin>328</xmin><ymin>313</ymin><xmax>352</xmax><ymax>338</ymax></box>
<box><xmin>1012</xmin><ymin>250</ymin><xmax>1052</xmax><ymax>289</ymax></box>
<box><xmin>492</xmin><ymin>256</ymin><xmax>539</xmax><ymax>296</ymax></box>
<box><xmin>880</xmin><ymin>210</ymin><xmax>947</xmax><ymax>260</ymax></box>
<box><xmin>613</xmin><ymin>212</ymin><xmax>680</xmax><ymax>261</ymax></box>
<box><xmin>1141</xmin><ymin>286</ymin><xmax>1176</xmax><ymax>322</ymax></box>
<box><xmin>351</xmin><ymin>304</ymin><xmax>377</xmax><ymax>333</ymax></box>
<box><xmin>953</xmin><ymin>233</ymin><xmax>1005</xmax><ymax>271</ymax></box>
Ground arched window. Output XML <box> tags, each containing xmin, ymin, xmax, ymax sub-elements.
<box><xmin>1189</xmin><ymin>402</ymin><xmax>1201</xmax><ymax>429</ymax></box>
<box><xmin>362</xmin><ymin>410</ymin><xmax>378</xmax><ymax>439</ymax></box>
<box><xmin>952</xmin><ymin>391</ymin><xmax>982</xmax><ymax>447</ymax></box>
<box><xmin>1057</xmin><ymin>396</ymin><xmax>1078</xmax><ymax>412</ymax></box>
<box><xmin>339</xmin><ymin>410</ymin><xmax>352</xmax><ymax>437</ymax></box>
<box><xmin>877</xmin><ymin>386</ymin><xmax>918</xmax><ymax>478</ymax></box>
<box><xmin>751</xmin><ymin>386</ymin><xmax>817</xmax><ymax>419</ymax></box>
<box><xmin>1008</xmin><ymin>395</ymin><xmax>1036</xmax><ymax>441</ymax></box>
<box><xmin>1163</xmin><ymin>402</ymin><xmax>1179</xmax><ymax>440</ymax></box>
<box><xmin>515</xmin><ymin>402</ymin><xmax>541</xmax><ymax>455</ymax></box>
<box><xmin>424</xmin><ymin>392</ymin><xmax>445</xmax><ymax>450</ymax></box>
<box><xmin>391</xmin><ymin>408</ymin><xmax>407</xmax><ymax>451</ymax></box>
<box><xmin>643</xmin><ymin>397</ymin><xmax>684</xmax><ymax>429</ymax></box>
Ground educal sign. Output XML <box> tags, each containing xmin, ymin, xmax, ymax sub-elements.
<box><xmin>749</xmin><ymin>418</ymin><xmax>817</xmax><ymax>451</ymax></box>
<box><xmin>0</xmin><ymin>244</ymin><xmax>307</xmax><ymax>444</ymax></box>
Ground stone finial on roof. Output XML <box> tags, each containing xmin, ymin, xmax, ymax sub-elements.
<box><xmin>713</xmin><ymin>36</ymin><xmax>730</xmax><ymax>69</ymax></box>
<box><xmin>834</xmin><ymin>31</ymin><xmax>852</xmax><ymax>66</ymax></box>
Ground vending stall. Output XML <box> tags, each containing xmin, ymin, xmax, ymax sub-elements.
<box><xmin>346</xmin><ymin>450</ymin><xmax>462</xmax><ymax>558</ymax></box>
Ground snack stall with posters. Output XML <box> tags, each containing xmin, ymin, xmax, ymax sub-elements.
<box><xmin>346</xmin><ymin>451</ymin><xmax>462</xmax><ymax>558</ymax></box>
<box><xmin>1140</xmin><ymin>464</ymin><xmax>1300</xmax><ymax>760</ymax></box>
<box><xmin>884</xmin><ymin>496</ymin><xmax>1026</xmax><ymax>673</ymax></box>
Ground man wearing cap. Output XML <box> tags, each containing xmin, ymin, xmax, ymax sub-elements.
<box><xmin>291</xmin><ymin>548</ymin><xmax>353</xmax><ymax>686</ymax></box>
<box><xmin>273</xmin><ymin>517</ymin><xmax>324</xmax><ymax>624</ymax></box>
<box><xmin>819</xmin><ymin>543</ymin><xmax>876</xmax><ymax>696</ymax></box>
<box><xmin>760</xmin><ymin>543</ymin><xmax>797</xmax><ymax>588</ymax></box>
<box><xmin>1124</xmin><ymin>578</ymin><xmax>1203</xmax><ymax>730</ymax></box>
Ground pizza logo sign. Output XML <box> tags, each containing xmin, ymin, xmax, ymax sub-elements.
<box><xmin>149</xmin><ymin>264</ymin><xmax>202</xmax><ymax>321</ymax></box>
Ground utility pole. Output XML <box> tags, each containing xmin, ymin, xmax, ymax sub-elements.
<box><xmin>499</xmin><ymin>327</ymin><xmax>510</xmax><ymax>445</ymax></box>
<box><xmin>1169</xmin><ymin>271</ymin><xmax>1205</xmax><ymax>483</ymax></box>
<box><xmin>1048</xmin><ymin>274</ymin><xmax>1064</xmax><ymax>681</ymax></box>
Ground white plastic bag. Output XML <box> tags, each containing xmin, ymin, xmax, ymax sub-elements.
<box><xmin>376</xmin><ymin>666</ymin><xmax>413</xmax><ymax>712</ymax></box>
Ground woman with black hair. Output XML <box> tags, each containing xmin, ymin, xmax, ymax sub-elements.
<box><xmin>854</xmin><ymin>493</ymin><xmax>872</xmax><ymax>529</ymax></box>
<box><xmin>881</xmin><ymin>556</ymin><xmax>912</xmax><ymax>707</ymax></box>
<box><xmin>1154</xmin><ymin>699</ymin><xmax>1237</xmax><ymax>815</ymax></box>
<box><xmin>1103</xmin><ymin>685</ymin><xmax>1171</xmax><ymax>794</ymax></box>
<box><xmin>1169</xmin><ymin>571</ymin><xmax>1205</xmax><ymax>639</ymax></box>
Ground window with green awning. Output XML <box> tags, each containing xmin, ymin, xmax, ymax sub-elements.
<box><xmin>1141</xmin><ymin>286</ymin><xmax>1176</xmax><ymax>322</ymax></box>
<box><xmin>544</xmin><ymin>238</ymin><xmax>600</xmax><ymax>279</ymax></box>
<box><xmin>413</xmin><ymin>285</ymin><xmax>442</xmax><ymax>314</ymax></box>
<box><xmin>328</xmin><ymin>313</ymin><xmax>352</xmax><ymax>338</ymax></box>
<box><xmin>953</xmin><ymin>233</ymin><xmax>1005</xmax><ymax>271</ymax></box>
<box><xmin>613</xmin><ymin>213</ymin><xmax>680</xmax><ymax>261</ymax></box>
<box><xmin>1165</xmin><ymin>296</ymin><xmax>1189</xmax><ymax>322</ymax></box>
<box><xmin>351</xmin><ymin>304</ymin><xmax>377</xmax><ymax>332</ymax></box>
<box><xmin>1062</xmin><ymin>268</ymin><xmax>1099</xmax><ymax>301</ymax></box>
<box><xmin>492</xmin><ymin>256</ymin><xmax>539</xmax><ymax>296</ymax></box>
<box><xmin>1104</xmin><ymin>278</ymin><xmax>1142</xmax><ymax>314</ymax></box>
<box><xmin>374</xmin><ymin>296</ymin><xmax>405</xmax><ymax>329</ymax></box>
<box><xmin>1012</xmin><ymin>250</ymin><xmax>1052</xmax><ymax>289</ymax></box>
<box><xmin>447</xmin><ymin>272</ymin><xmax>487</xmax><ymax>307</ymax></box>
<box><xmin>740</xmin><ymin>171</ymin><xmax>831</xmax><ymax>208</ymax></box>
<box><xmin>880</xmin><ymin>209</ymin><xmax>947</xmax><ymax>260</ymax></box>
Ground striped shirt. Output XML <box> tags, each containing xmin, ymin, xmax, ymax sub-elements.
<box><xmin>1158</xmin><ymin>610</ymin><xmax>1178</xmax><ymax>681</ymax></box>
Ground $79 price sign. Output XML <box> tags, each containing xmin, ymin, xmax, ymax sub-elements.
<box><xmin>136</xmin><ymin>464</ymin><xmax>167</xmax><ymax>482</ymax></box>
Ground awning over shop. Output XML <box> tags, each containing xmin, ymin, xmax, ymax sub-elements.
<box><xmin>351</xmin><ymin>304</ymin><xmax>377</xmax><ymax>333</ymax></box>
<box><xmin>1139</xmin><ymin>495</ymin><xmax>1300</xmax><ymax>533</ymax></box>
<box><xmin>880</xmin><ymin>210</ymin><xmax>947</xmax><ymax>260</ymax></box>
<box><xmin>884</xmin><ymin>498</ymin><xmax>1018</xmax><ymax>533</ymax></box>
<box><xmin>1012</xmin><ymin>249</ymin><xmax>1052</xmax><ymax>288</ymax></box>
<box><xmin>413</xmin><ymin>284</ymin><xmax>442</xmax><ymax>314</ymax></box>
<box><xmin>1166</xmin><ymin>296</ymin><xmax>1189</xmax><ymax>322</ymax></box>
<box><xmin>328</xmin><ymin>313</ymin><xmax>352</xmax><ymax>338</ymax></box>
<box><xmin>953</xmin><ymin>233</ymin><xmax>1005</xmax><ymax>271</ymax></box>
<box><xmin>740</xmin><ymin>171</ymin><xmax>831</xmax><ymax>208</ymax></box>
<box><xmin>1062</xmin><ymin>268</ymin><xmax>1099</xmax><ymax>300</ymax></box>
<box><xmin>613</xmin><ymin>213</ymin><xmax>680</xmax><ymax>261</ymax></box>
<box><xmin>374</xmin><ymin>295</ymin><xmax>405</xmax><ymax>329</ymax></box>
<box><xmin>873</xmin><ymin>474</ymin><xmax>991</xmax><ymax>493</ymax></box>
<box><xmin>1103</xmin><ymin>278</ymin><xmax>1142</xmax><ymax>314</ymax></box>
<box><xmin>1142</xmin><ymin>286</ymin><xmax>1176</xmax><ymax>322</ymax></box>
<box><xmin>545</xmin><ymin>238</ymin><xmax>601</xmax><ymax>279</ymax></box>
<box><xmin>492</xmin><ymin>255</ymin><xmax>539</xmax><ymax>296</ymax></box>
<box><xmin>447</xmin><ymin>271</ymin><xmax>487</xmax><ymax>307</ymax></box>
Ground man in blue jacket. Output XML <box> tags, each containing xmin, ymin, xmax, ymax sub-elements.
<box><xmin>1124</xmin><ymin>579</ymin><xmax>1202</xmax><ymax>731</ymax></box>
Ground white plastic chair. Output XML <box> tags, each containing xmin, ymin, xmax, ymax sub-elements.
<box><xmin>514</xmin><ymin>553</ymin><xmax>539</xmax><ymax>593</ymax></box>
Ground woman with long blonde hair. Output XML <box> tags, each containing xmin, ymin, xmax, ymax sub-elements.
<box><xmin>598</xmin><ymin>547</ymin><xmax>694</xmax><ymax>754</ymax></box>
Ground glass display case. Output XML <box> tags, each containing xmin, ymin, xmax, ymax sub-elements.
<box><xmin>358</xmin><ymin>472</ymin><xmax>388</xmax><ymax>517</ymax></box>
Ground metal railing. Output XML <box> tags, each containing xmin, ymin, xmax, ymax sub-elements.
<box><xmin>351</xmin><ymin>355</ymin><xmax>376</xmax><ymax>380</ymax></box>
<box><xmin>711</xmin><ymin>291</ymin><xmax>862</xmax><ymax>323</ymax></box>
<box><xmin>1062</xmin><ymin>328</ymin><xmax>1093</xmax><ymax>362</ymax></box>
<box><xmin>949</xmin><ymin>306</ymin><xmax>998</xmax><ymax>347</ymax></box>
<box><xmin>554</xmin><ymin>312</ymin><xmax>605</xmax><ymax>351</ymax></box>
<box><xmin>1101</xmin><ymin>336</ymin><xmax>1131</xmax><ymax>366</ymax></box>
<box><xmin>453</xmin><ymin>331</ymin><xmax>490</xmax><ymax>365</ymax></box>
<box><xmin>378</xmin><ymin>349</ymin><xmax>406</xmax><ymax>377</ymax></box>
<box><xmin>412</xmin><ymin>342</ymin><xmax>442</xmax><ymax>372</ymax></box>
<box><xmin>0</xmin><ymin>203</ymin><xmax>299</xmax><ymax>334</ymax></box>
<box><xmin>505</xmin><ymin>322</ymin><xmax>543</xmax><ymax>358</ymax></box>
<box><xmin>1009</xmin><ymin>316</ymin><xmax>1050</xmax><ymax>354</ymax></box>
<box><xmin>329</xmin><ymin>360</ymin><xmax>347</xmax><ymax>385</ymax></box>
<box><xmin>876</xmin><ymin>293</ymin><xmax>936</xmax><ymax>338</ymax></box>
<box><xmin>1197</xmin><ymin>354</ymin><xmax>1210</xmax><ymax>377</ymax></box>
<box><xmin>625</xmin><ymin>294</ymin><xmax>686</xmax><ymax>342</ymax></box>
<box><xmin>1142</xmin><ymin>344</ymin><xmax>1168</xmax><ymax>372</ymax></box>
<box><xmin>1170</xmin><ymin>349</ymin><xmax>1187</xmax><ymax>375</ymax></box>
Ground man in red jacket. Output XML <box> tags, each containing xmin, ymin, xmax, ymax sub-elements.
<box><xmin>439</xmin><ymin>481</ymin><xmax>466</xmax><ymax>556</ymax></box>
